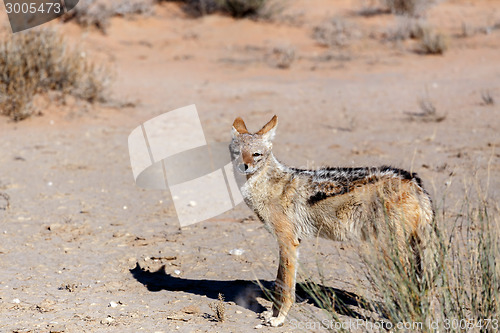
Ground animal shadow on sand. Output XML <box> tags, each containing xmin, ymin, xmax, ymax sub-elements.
<box><xmin>130</xmin><ymin>263</ymin><xmax>371</xmax><ymax>319</ymax></box>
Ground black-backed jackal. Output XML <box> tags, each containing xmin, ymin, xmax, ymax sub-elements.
<box><xmin>229</xmin><ymin>115</ymin><xmax>434</xmax><ymax>327</ymax></box>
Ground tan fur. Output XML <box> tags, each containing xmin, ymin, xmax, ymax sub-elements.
<box><xmin>233</xmin><ymin>117</ymin><xmax>249</xmax><ymax>134</ymax></box>
<box><xmin>256</xmin><ymin>115</ymin><xmax>278</xmax><ymax>135</ymax></box>
<box><xmin>229</xmin><ymin>115</ymin><xmax>434</xmax><ymax>327</ymax></box>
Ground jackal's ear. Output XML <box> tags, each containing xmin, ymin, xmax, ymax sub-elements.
<box><xmin>257</xmin><ymin>115</ymin><xmax>278</xmax><ymax>141</ymax></box>
<box><xmin>232</xmin><ymin>117</ymin><xmax>249</xmax><ymax>137</ymax></box>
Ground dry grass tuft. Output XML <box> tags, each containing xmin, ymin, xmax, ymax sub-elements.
<box><xmin>0</xmin><ymin>29</ymin><xmax>109</xmax><ymax>121</ymax></box>
<box><xmin>481</xmin><ymin>90</ymin><xmax>495</xmax><ymax>106</ymax></box>
<box><xmin>405</xmin><ymin>96</ymin><xmax>446</xmax><ymax>122</ymax></box>
<box><xmin>382</xmin><ymin>0</ymin><xmax>439</xmax><ymax>17</ymax></box>
<box><xmin>209</xmin><ymin>293</ymin><xmax>226</xmax><ymax>322</ymax></box>
<box><xmin>0</xmin><ymin>192</ymin><xmax>10</xmax><ymax>210</ymax></box>
<box><xmin>389</xmin><ymin>16</ymin><xmax>428</xmax><ymax>40</ymax></box>
<box><xmin>301</xmin><ymin>192</ymin><xmax>500</xmax><ymax>332</ymax></box>
<box><xmin>180</xmin><ymin>0</ymin><xmax>282</xmax><ymax>19</ymax></box>
<box><xmin>312</xmin><ymin>17</ymin><xmax>361</xmax><ymax>48</ymax></box>
<box><xmin>62</xmin><ymin>0</ymin><xmax>155</xmax><ymax>33</ymax></box>
<box><xmin>386</xmin><ymin>16</ymin><xmax>448</xmax><ymax>55</ymax></box>
<box><xmin>365</xmin><ymin>201</ymin><xmax>499</xmax><ymax>332</ymax></box>
<box><xmin>419</xmin><ymin>28</ymin><xmax>448</xmax><ymax>54</ymax></box>
<box><xmin>223</xmin><ymin>0</ymin><xmax>266</xmax><ymax>18</ymax></box>
<box><xmin>266</xmin><ymin>46</ymin><xmax>295</xmax><ymax>69</ymax></box>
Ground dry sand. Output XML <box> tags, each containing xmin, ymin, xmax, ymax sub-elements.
<box><xmin>0</xmin><ymin>0</ymin><xmax>499</xmax><ymax>332</ymax></box>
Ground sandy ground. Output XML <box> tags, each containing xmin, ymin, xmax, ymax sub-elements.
<box><xmin>0</xmin><ymin>0</ymin><xmax>499</xmax><ymax>332</ymax></box>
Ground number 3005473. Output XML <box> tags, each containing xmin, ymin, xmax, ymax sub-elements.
<box><xmin>5</xmin><ymin>2</ymin><xmax>62</xmax><ymax>14</ymax></box>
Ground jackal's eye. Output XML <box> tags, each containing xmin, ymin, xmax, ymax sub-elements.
<box><xmin>253</xmin><ymin>152</ymin><xmax>262</xmax><ymax>157</ymax></box>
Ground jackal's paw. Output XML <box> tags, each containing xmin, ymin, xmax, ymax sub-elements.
<box><xmin>260</xmin><ymin>310</ymin><xmax>273</xmax><ymax>322</ymax></box>
<box><xmin>267</xmin><ymin>315</ymin><xmax>286</xmax><ymax>327</ymax></box>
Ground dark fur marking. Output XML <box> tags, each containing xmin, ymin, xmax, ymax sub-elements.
<box><xmin>302</xmin><ymin>165</ymin><xmax>424</xmax><ymax>205</ymax></box>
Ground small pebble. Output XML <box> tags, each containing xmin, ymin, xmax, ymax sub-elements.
<box><xmin>109</xmin><ymin>301</ymin><xmax>118</xmax><ymax>308</ymax></box>
<box><xmin>188</xmin><ymin>201</ymin><xmax>197</xmax><ymax>207</ymax></box>
<box><xmin>254</xmin><ymin>324</ymin><xmax>263</xmax><ymax>329</ymax></box>
<box><xmin>12</xmin><ymin>298</ymin><xmax>20</xmax><ymax>304</ymax></box>
<box><xmin>101</xmin><ymin>316</ymin><xmax>114</xmax><ymax>324</ymax></box>
<box><xmin>229</xmin><ymin>248</ymin><xmax>245</xmax><ymax>256</ymax></box>
<box><xmin>174</xmin><ymin>269</ymin><xmax>181</xmax><ymax>275</ymax></box>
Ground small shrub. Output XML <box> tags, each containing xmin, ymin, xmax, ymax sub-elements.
<box><xmin>419</xmin><ymin>28</ymin><xmax>448</xmax><ymax>54</ymax></box>
<box><xmin>386</xmin><ymin>17</ymin><xmax>447</xmax><ymax>55</ymax></box>
<box><xmin>62</xmin><ymin>0</ymin><xmax>155</xmax><ymax>33</ymax></box>
<box><xmin>181</xmin><ymin>0</ymin><xmax>220</xmax><ymax>16</ymax></box>
<box><xmin>313</xmin><ymin>18</ymin><xmax>360</xmax><ymax>48</ymax></box>
<box><xmin>266</xmin><ymin>46</ymin><xmax>295</xmax><ymax>69</ymax></box>
<box><xmin>254</xmin><ymin>0</ymin><xmax>288</xmax><ymax>22</ymax></box>
<box><xmin>181</xmin><ymin>0</ymin><xmax>280</xmax><ymax>19</ymax></box>
<box><xmin>388</xmin><ymin>16</ymin><xmax>427</xmax><ymax>40</ymax></box>
<box><xmin>224</xmin><ymin>0</ymin><xmax>265</xmax><ymax>18</ymax></box>
<box><xmin>382</xmin><ymin>0</ymin><xmax>438</xmax><ymax>17</ymax></box>
<box><xmin>0</xmin><ymin>29</ymin><xmax>109</xmax><ymax>121</ymax></box>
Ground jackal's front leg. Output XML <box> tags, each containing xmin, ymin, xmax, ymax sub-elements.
<box><xmin>267</xmin><ymin>234</ymin><xmax>299</xmax><ymax>327</ymax></box>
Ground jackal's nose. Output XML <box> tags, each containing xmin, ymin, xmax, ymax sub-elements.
<box><xmin>238</xmin><ymin>163</ymin><xmax>248</xmax><ymax>172</ymax></box>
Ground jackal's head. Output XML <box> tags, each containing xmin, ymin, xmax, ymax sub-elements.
<box><xmin>229</xmin><ymin>115</ymin><xmax>278</xmax><ymax>175</ymax></box>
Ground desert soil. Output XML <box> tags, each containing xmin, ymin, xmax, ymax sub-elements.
<box><xmin>0</xmin><ymin>0</ymin><xmax>499</xmax><ymax>332</ymax></box>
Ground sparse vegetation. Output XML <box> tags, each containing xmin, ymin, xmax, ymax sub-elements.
<box><xmin>389</xmin><ymin>16</ymin><xmax>427</xmax><ymax>40</ymax></box>
<box><xmin>364</xmin><ymin>200</ymin><xmax>499</xmax><ymax>332</ymax></box>
<box><xmin>460</xmin><ymin>22</ymin><xmax>474</xmax><ymax>38</ymax></box>
<box><xmin>418</xmin><ymin>96</ymin><xmax>437</xmax><ymax>115</ymax></box>
<box><xmin>223</xmin><ymin>0</ymin><xmax>265</xmax><ymax>18</ymax></box>
<box><xmin>382</xmin><ymin>0</ymin><xmax>438</xmax><ymax>17</ymax></box>
<box><xmin>209</xmin><ymin>293</ymin><xmax>226</xmax><ymax>322</ymax></box>
<box><xmin>419</xmin><ymin>28</ymin><xmax>448</xmax><ymax>54</ymax></box>
<box><xmin>62</xmin><ymin>0</ymin><xmax>155</xmax><ymax>33</ymax></box>
<box><xmin>481</xmin><ymin>90</ymin><xmax>495</xmax><ymax>106</ymax></box>
<box><xmin>460</xmin><ymin>23</ymin><xmax>496</xmax><ymax>38</ymax></box>
<box><xmin>405</xmin><ymin>96</ymin><xmax>446</xmax><ymax>122</ymax></box>
<box><xmin>300</xmin><ymin>193</ymin><xmax>499</xmax><ymax>332</ymax></box>
<box><xmin>0</xmin><ymin>192</ymin><xmax>10</xmax><ymax>210</ymax></box>
<box><xmin>381</xmin><ymin>2</ymin><xmax>447</xmax><ymax>55</ymax></box>
<box><xmin>313</xmin><ymin>18</ymin><xmax>360</xmax><ymax>48</ymax></box>
<box><xmin>180</xmin><ymin>0</ymin><xmax>281</xmax><ymax>19</ymax></box>
<box><xmin>253</xmin><ymin>0</ymin><xmax>289</xmax><ymax>23</ymax></box>
<box><xmin>266</xmin><ymin>46</ymin><xmax>295</xmax><ymax>69</ymax></box>
<box><xmin>0</xmin><ymin>29</ymin><xmax>109</xmax><ymax>121</ymax></box>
